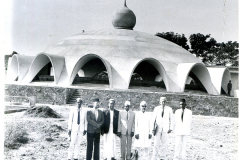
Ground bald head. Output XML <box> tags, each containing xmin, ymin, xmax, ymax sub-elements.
<box><xmin>76</xmin><ymin>98</ymin><xmax>82</xmax><ymax>108</ymax></box>
<box><xmin>108</xmin><ymin>99</ymin><xmax>115</xmax><ymax>110</ymax></box>
<box><xmin>160</xmin><ymin>97</ymin><xmax>166</xmax><ymax>106</ymax></box>
<box><xmin>140</xmin><ymin>101</ymin><xmax>147</xmax><ymax>113</ymax></box>
<box><xmin>124</xmin><ymin>101</ymin><xmax>131</xmax><ymax>111</ymax></box>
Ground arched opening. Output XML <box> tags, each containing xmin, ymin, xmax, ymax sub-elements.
<box><xmin>221</xmin><ymin>69</ymin><xmax>231</xmax><ymax>95</ymax></box>
<box><xmin>129</xmin><ymin>60</ymin><xmax>166</xmax><ymax>89</ymax></box>
<box><xmin>7</xmin><ymin>56</ymin><xmax>18</xmax><ymax>82</ymax></box>
<box><xmin>32</xmin><ymin>62</ymin><xmax>54</xmax><ymax>82</ymax></box>
<box><xmin>184</xmin><ymin>71</ymin><xmax>207</xmax><ymax>92</ymax></box>
<box><xmin>71</xmin><ymin>58</ymin><xmax>109</xmax><ymax>86</ymax></box>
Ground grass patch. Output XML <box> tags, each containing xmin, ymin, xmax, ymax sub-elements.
<box><xmin>4</xmin><ymin>122</ymin><xmax>29</xmax><ymax>149</ymax></box>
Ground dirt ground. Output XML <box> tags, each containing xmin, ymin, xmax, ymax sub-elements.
<box><xmin>4</xmin><ymin>105</ymin><xmax>238</xmax><ymax>160</ymax></box>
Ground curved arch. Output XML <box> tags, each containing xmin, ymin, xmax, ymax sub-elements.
<box><xmin>177</xmin><ymin>63</ymin><xmax>218</xmax><ymax>95</ymax></box>
<box><xmin>128</xmin><ymin>58</ymin><xmax>169</xmax><ymax>91</ymax></box>
<box><xmin>207</xmin><ymin>67</ymin><xmax>231</xmax><ymax>95</ymax></box>
<box><xmin>68</xmin><ymin>54</ymin><xmax>112</xmax><ymax>87</ymax></box>
<box><xmin>23</xmin><ymin>53</ymin><xmax>65</xmax><ymax>84</ymax></box>
<box><xmin>7</xmin><ymin>56</ymin><xmax>18</xmax><ymax>82</ymax></box>
<box><xmin>7</xmin><ymin>55</ymin><xmax>34</xmax><ymax>82</ymax></box>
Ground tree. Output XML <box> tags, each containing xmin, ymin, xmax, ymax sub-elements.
<box><xmin>155</xmin><ymin>32</ymin><xmax>189</xmax><ymax>50</ymax></box>
<box><xmin>189</xmin><ymin>33</ymin><xmax>239</xmax><ymax>66</ymax></box>
<box><xmin>189</xmin><ymin>33</ymin><xmax>217</xmax><ymax>59</ymax></box>
<box><xmin>213</xmin><ymin>41</ymin><xmax>239</xmax><ymax>66</ymax></box>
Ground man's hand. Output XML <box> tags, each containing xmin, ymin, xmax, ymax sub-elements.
<box><xmin>101</xmin><ymin>130</ymin><xmax>104</xmax><ymax>135</ymax></box>
<box><xmin>167</xmin><ymin>129</ymin><xmax>172</xmax><ymax>134</ymax></box>
<box><xmin>68</xmin><ymin>130</ymin><xmax>71</xmax><ymax>137</ymax></box>
<box><xmin>148</xmin><ymin>134</ymin><xmax>152</xmax><ymax>139</ymax></box>
<box><xmin>131</xmin><ymin>132</ymin><xmax>134</xmax><ymax>137</ymax></box>
<box><xmin>152</xmin><ymin>130</ymin><xmax>155</xmax><ymax>135</ymax></box>
<box><xmin>135</xmin><ymin>134</ymin><xmax>139</xmax><ymax>139</ymax></box>
<box><xmin>96</xmin><ymin>124</ymin><xmax>101</xmax><ymax>128</ymax></box>
<box><xmin>83</xmin><ymin>130</ymin><xmax>87</xmax><ymax>136</ymax></box>
<box><xmin>117</xmin><ymin>132</ymin><xmax>121</xmax><ymax>138</ymax></box>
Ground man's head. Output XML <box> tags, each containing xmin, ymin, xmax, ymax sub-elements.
<box><xmin>108</xmin><ymin>99</ymin><xmax>115</xmax><ymax>110</ymax></box>
<box><xmin>179</xmin><ymin>99</ymin><xmax>186</xmax><ymax>110</ymax></box>
<box><xmin>140</xmin><ymin>101</ymin><xmax>147</xmax><ymax>113</ymax></box>
<box><xmin>160</xmin><ymin>97</ymin><xmax>167</xmax><ymax>106</ymax></box>
<box><xmin>92</xmin><ymin>98</ymin><xmax>100</xmax><ymax>109</ymax></box>
<box><xmin>124</xmin><ymin>101</ymin><xmax>131</xmax><ymax>112</ymax></box>
<box><xmin>76</xmin><ymin>98</ymin><xmax>82</xmax><ymax>109</ymax></box>
<box><xmin>229</xmin><ymin>80</ymin><xmax>232</xmax><ymax>83</ymax></box>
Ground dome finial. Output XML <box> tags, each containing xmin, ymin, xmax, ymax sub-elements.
<box><xmin>112</xmin><ymin>0</ymin><xmax>136</xmax><ymax>30</ymax></box>
<box><xmin>124</xmin><ymin>0</ymin><xmax>127</xmax><ymax>7</ymax></box>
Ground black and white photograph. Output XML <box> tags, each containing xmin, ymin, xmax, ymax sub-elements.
<box><xmin>2</xmin><ymin>0</ymin><xmax>239</xmax><ymax>160</ymax></box>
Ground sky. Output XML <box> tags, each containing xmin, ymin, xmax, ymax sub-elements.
<box><xmin>2</xmin><ymin>0</ymin><xmax>239</xmax><ymax>56</ymax></box>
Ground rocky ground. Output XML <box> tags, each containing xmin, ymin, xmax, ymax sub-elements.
<box><xmin>4</xmin><ymin>105</ymin><xmax>238</xmax><ymax>160</ymax></box>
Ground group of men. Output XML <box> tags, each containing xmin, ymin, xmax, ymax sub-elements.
<box><xmin>67</xmin><ymin>96</ymin><xmax>192</xmax><ymax>160</ymax></box>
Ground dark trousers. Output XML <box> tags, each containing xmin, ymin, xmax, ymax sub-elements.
<box><xmin>228</xmin><ymin>89</ymin><xmax>231</xmax><ymax>96</ymax></box>
<box><xmin>86</xmin><ymin>132</ymin><xmax>100</xmax><ymax>160</ymax></box>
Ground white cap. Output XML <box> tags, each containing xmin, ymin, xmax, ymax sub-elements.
<box><xmin>140</xmin><ymin>101</ymin><xmax>147</xmax><ymax>106</ymax></box>
<box><xmin>160</xmin><ymin>97</ymin><xmax>167</xmax><ymax>101</ymax></box>
<box><xmin>76</xmin><ymin>98</ymin><xmax>82</xmax><ymax>102</ymax></box>
<box><xmin>109</xmin><ymin>99</ymin><xmax>115</xmax><ymax>103</ymax></box>
<box><xmin>124</xmin><ymin>101</ymin><xmax>131</xmax><ymax>106</ymax></box>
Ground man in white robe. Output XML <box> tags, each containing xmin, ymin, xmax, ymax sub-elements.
<box><xmin>67</xmin><ymin>98</ymin><xmax>87</xmax><ymax>160</ymax></box>
<box><xmin>101</xmin><ymin>99</ymin><xmax>120</xmax><ymax>160</ymax></box>
<box><xmin>174</xmin><ymin>99</ymin><xmax>192</xmax><ymax>160</ymax></box>
<box><xmin>134</xmin><ymin>101</ymin><xmax>152</xmax><ymax>160</ymax></box>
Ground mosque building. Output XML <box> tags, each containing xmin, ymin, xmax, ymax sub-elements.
<box><xmin>6</xmin><ymin>1</ymin><xmax>232</xmax><ymax>96</ymax></box>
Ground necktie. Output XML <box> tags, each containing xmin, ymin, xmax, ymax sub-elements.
<box><xmin>77</xmin><ymin>110</ymin><xmax>80</xmax><ymax>125</ymax></box>
<box><xmin>162</xmin><ymin>107</ymin><xmax>164</xmax><ymax>118</ymax></box>
<box><xmin>181</xmin><ymin>109</ymin><xmax>184</xmax><ymax>122</ymax></box>
<box><xmin>127</xmin><ymin>112</ymin><xmax>129</xmax><ymax>121</ymax></box>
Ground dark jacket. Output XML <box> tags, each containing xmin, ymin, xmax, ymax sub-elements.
<box><xmin>102</xmin><ymin>109</ymin><xmax>119</xmax><ymax>134</ymax></box>
<box><xmin>87</xmin><ymin>109</ymin><xmax>104</xmax><ymax>133</ymax></box>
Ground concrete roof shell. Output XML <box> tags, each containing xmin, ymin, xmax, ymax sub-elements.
<box><xmin>22</xmin><ymin>53</ymin><xmax>65</xmax><ymax>84</ymax></box>
<box><xmin>177</xmin><ymin>63</ymin><xmax>218</xmax><ymax>95</ymax></box>
<box><xmin>7</xmin><ymin>55</ymin><xmax>34</xmax><ymax>82</ymax></box>
<box><xmin>44</xmin><ymin>29</ymin><xmax>205</xmax><ymax>92</ymax></box>
<box><xmin>207</xmin><ymin>67</ymin><xmax>231</xmax><ymax>95</ymax></box>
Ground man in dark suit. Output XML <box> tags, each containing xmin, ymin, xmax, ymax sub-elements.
<box><xmin>101</xmin><ymin>99</ymin><xmax>119</xmax><ymax>160</ymax></box>
<box><xmin>86</xmin><ymin>98</ymin><xmax>104</xmax><ymax>160</ymax></box>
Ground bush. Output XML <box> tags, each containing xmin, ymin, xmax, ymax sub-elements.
<box><xmin>4</xmin><ymin>122</ymin><xmax>29</xmax><ymax>149</ymax></box>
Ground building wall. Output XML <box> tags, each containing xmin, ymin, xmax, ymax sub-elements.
<box><xmin>5</xmin><ymin>84</ymin><xmax>238</xmax><ymax>117</ymax></box>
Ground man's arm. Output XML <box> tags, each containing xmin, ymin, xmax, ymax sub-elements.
<box><xmin>117</xmin><ymin>112</ymin><xmax>121</xmax><ymax>133</ymax></box>
<box><xmin>168</xmin><ymin>107</ymin><xmax>174</xmax><ymax>132</ymax></box>
<box><xmin>98</xmin><ymin>111</ymin><xmax>105</xmax><ymax>127</ymax></box>
<box><xmin>68</xmin><ymin>108</ymin><xmax>74</xmax><ymax>131</ymax></box>
<box><xmin>132</xmin><ymin>112</ymin><xmax>135</xmax><ymax>133</ymax></box>
<box><xmin>87</xmin><ymin>111</ymin><xmax>98</xmax><ymax>127</ymax></box>
<box><xmin>151</xmin><ymin>107</ymin><xmax>157</xmax><ymax>131</ymax></box>
<box><xmin>84</xmin><ymin>109</ymin><xmax>87</xmax><ymax>132</ymax></box>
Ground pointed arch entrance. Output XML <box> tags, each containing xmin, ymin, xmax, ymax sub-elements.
<box><xmin>129</xmin><ymin>58</ymin><xmax>169</xmax><ymax>90</ymax></box>
<box><xmin>69</xmin><ymin>54</ymin><xmax>112</xmax><ymax>87</ymax></box>
<box><xmin>177</xmin><ymin>63</ymin><xmax>218</xmax><ymax>95</ymax></box>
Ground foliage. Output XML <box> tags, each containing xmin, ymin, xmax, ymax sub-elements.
<box><xmin>213</xmin><ymin>41</ymin><xmax>239</xmax><ymax>66</ymax></box>
<box><xmin>4</xmin><ymin>121</ymin><xmax>29</xmax><ymax>149</ymax></box>
<box><xmin>189</xmin><ymin>33</ymin><xmax>239</xmax><ymax>66</ymax></box>
<box><xmin>189</xmin><ymin>33</ymin><xmax>217</xmax><ymax>58</ymax></box>
<box><xmin>155</xmin><ymin>32</ymin><xmax>190</xmax><ymax>50</ymax></box>
<box><xmin>156</xmin><ymin>32</ymin><xmax>239</xmax><ymax>66</ymax></box>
